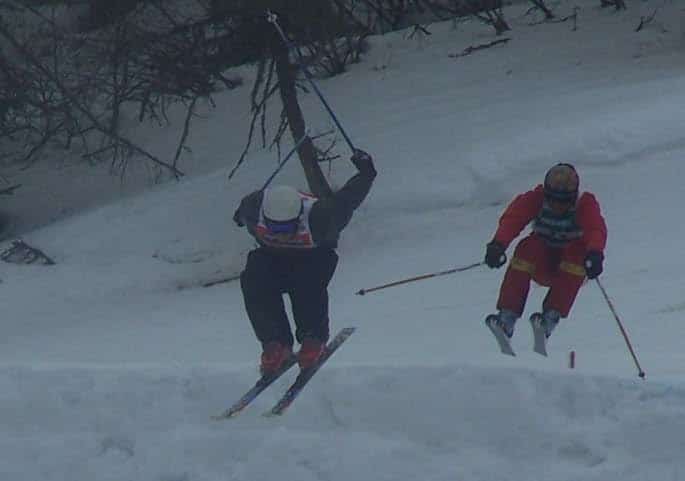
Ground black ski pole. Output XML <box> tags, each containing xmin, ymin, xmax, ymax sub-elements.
<box><xmin>595</xmin><ymin>278</ymin><xmax>646</xmax><ymax>379</ymax></box>
<box><xmin>260</xmin><ymin>131</ymin><xmax>310</xmax><ymax>192</ymax></box>
<box><xmin>356</xmin><ymin>262</ymin><xmax>483</xmax><ymax>296</ymax></box>
<box><xmin>266</xmin><ymin>11</ymin><xmax>355</xmax><ymax>153</ymax></box>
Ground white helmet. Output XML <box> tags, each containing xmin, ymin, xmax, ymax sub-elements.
<box><xmin>262</xmin><ymin>185</ymin><xmax>302</xmax><ymax>222</ymax></box>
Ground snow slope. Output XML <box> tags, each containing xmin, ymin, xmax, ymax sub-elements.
<box><xmin>2</xmin><ymin>1</ymin><xmax>685</xmax><ymax>480</ymax></box>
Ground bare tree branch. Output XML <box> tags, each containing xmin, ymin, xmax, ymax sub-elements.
<box><xmin>636</xmin><ymin>7</ymin><xmax>659</xmax><ymax>32</ymax></box>
<box><xmin>527</xmin><ymin>0</ymin><xmax>555</xmax><ymax>20</ymax></box>
<box><xmin>0</xmin><ymin>184</ymin><xmax>21</xmax><ymax>195</ymax></box>
<box><xmin>173</xmin><ymin>95</ymin><xmax>200</xmax><ymax>170</ymax></box>
<box><xmin>601</xmin><ymin>0</ymin><xmax>627</xmax><ymax>11</ymax></box>
<box><xmin>449</xmin><ymin>38</ymin><xmax>511</xmax><ymax>58</ymax></box>
<box><xmin>0</xmin><ymin>22</ymin><xmax>184</xmax><ymax>177</ymax></box>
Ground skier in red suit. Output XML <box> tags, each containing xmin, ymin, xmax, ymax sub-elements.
<box><xmin>484</xmin><ymin>163</ymin><xmax>607</xmax><ymax>343</ymax></box>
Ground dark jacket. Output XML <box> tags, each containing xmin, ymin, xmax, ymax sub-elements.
<box><xmin>235</xmin><ymin>153</ymin><xmax>377</xmax><ymax>251</ymax></box>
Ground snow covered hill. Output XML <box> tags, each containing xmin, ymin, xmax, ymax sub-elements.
<box><xmin>2</xmin><ymin>1</ymin><xmax>685</xmax><ymax>480</ymax></box>
<box><xmin>4</xmin><ymin>364</ymin><xmax>685</xmax><ymax>481</ymax></box>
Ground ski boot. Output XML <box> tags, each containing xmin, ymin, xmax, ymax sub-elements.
<box><xmin>485</xmin><ymin>309</ymin><xmax>518</xmax><ymax>356</ymax></box>
<box><xmin>297</xmin><ymin>337</ymin><xmax>325</xmax><ymax>370</ymax></box>
<box><xmin>260</xmin><ymin>342</ymin><xmax>294</xmax><ymax>376</ymax></box>
<box><xmin>530</xmin><ymin>309</ymin><xmax>560</xmax><ymax>356</ymax></box>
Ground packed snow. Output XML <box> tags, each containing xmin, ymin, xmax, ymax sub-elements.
<box><xmin>2</xmin><ymin>1</ymin><xmax>685</xmax><ymax>480</ymax></box>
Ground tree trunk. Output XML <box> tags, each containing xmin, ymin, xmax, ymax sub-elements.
<box><xmin>530</xmin><ymin>0</ymin><xmax>554</xmax><ymax>19</ymax></box>
<box><xmin>272</xmin><ymin>33</ymin><xmax>332</xmax><ymax>198</ymax></box>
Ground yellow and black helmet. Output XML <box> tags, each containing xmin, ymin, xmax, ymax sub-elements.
<box><xmin>543</xmin><ymin>163</ymin><xmax>579</xmax><ymax>202</ymax></box>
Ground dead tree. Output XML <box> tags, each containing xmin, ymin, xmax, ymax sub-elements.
<box><xmin>635</xmin><ymin>7</ymin><xmax>658</xmax><ymax>32</ymax></box>
<box><xmin>0</xmin><ymin>1</ymin><xmax>244</xmax><ymax>180</ymax></box>
<box><xmin>1</xmin><ymin>239</ymin><xmax>55</xmax><ymax>265</ymax></box>
<box><xmin>358</xmin><ymin>0</ymin><xmax>415</xmax><ymax>32</ymax></box>
<box><xmin>448</xmin><ymin>37</ymin><xmax>510</xmax><ymax>58</ymax></box>
<box><xmin>465</xmin><ymin>0</ymin><xmax>510</xmax><ymax>35</ymax></box>
<box><xmin>601</xmin><ymin>0</ymin><xmax>627</xmax><ymax>10</ymax></box>
<box><xmin>272</xmin><ymin>31</ymin><xmax>332</xmax><ymax>198</ymax></box>
<box><xmin>527</xmin><ymin>0</ymin><xmax>555</xmax><ymax>20</ymax></box>
<box><xmin>0</xmin><ymin>184</ymin><xmax>20</xmax><ymax>195</ymax></box>
<box><xmin>226</xmin><ymin>0</ymin><xmax>370</xmax><ymax>197</ymax></box>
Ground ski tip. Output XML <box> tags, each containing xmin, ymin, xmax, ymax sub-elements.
<box><xmin>533</xmin><ymin>338</ymin><xmax>548</xmax><ymax>356</ymax></box>
<box><xmin>498</xmin><ymin>342</ymin><xmax>516</xmax><ymax>356</ymax></box>
<box><xmin>211</xmin><ymin>410</ymin><xmax>239</xmax><ymax>421</ymax></box>
<box><xmin>486</xmin><ymin>322</ymin><xmax>515</xmax><ymax>356</ymax></box>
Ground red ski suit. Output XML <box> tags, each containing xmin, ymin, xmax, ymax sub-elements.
<box><xmin>493</xmin><ymin>185</ymin><xmax>607</xmax><ymax>318</ymax></box>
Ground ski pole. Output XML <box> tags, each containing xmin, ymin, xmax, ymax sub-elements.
<box><xmin>266</xmin><ymin>11</ymin><xmax>356</xmax><ymax>153</ymax></box>
<box><xmin>260</xmin><ymin>131</ymin><xmax>310</xmax><ymax>192</ymax></box>
<box><xmin>595</xmin><ymin>278</ymin><xmax>646</xmax><ymax>379</ymax></box>
<box><xmin>356</xmin><ymin>262</ymin><xmax>483</xmax><ymax>296</ymax></box>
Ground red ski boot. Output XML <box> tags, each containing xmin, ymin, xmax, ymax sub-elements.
<box><xmin>260</xmin><ymin>342</ymin><xmax>293</xmax><ymax>376</ymax></box>
<box><xmin>297</xmin><ymin>338</ymin><xmax>325</xmax><ymax>370</ymax></box>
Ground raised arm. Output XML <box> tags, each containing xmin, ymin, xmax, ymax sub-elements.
<box><xmin>329</xmin><ymin>149</ymin><xmax>377</xmax><ymax>232</ymax></box>
<box><xmin>233</xmin><ymin>190</ymin><xmax>264</xmax><ymax>236</ymax></box>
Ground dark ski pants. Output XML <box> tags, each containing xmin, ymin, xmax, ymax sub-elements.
<box><xmin>497</xmin><ymin>234</ymin><xmax>587</xmax><ymax>318</ymax></box>
<box><xmin>240</xmin><ymin>247</ymin><xmax>339</xmax><ymax>349</ymax></box>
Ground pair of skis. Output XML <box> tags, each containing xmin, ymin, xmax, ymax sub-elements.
<box><xmin>486</xmin><ymin>315</ymin><xmax>549</xmax><ymax>357</ymax></box>
<box><xmin>212</xmin><ymin>327</ymin><xmax>355</xmax><ymax>420</ymax></box>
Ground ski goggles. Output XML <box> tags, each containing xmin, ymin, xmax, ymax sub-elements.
<box><xmin>264</xmin><ymin>217</ymin><xmax>299</xmax><ymax>235</ymax></box>
<box><xmin>544</xmin><ymin>189</ymin><xmax>577</xmax><ymax>205</ymax></box>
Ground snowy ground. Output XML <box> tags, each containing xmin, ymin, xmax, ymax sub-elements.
<box><xmin>3</xmin><ymin>1</ymin><xmax>685</xmax><ymax>480</ymax></box>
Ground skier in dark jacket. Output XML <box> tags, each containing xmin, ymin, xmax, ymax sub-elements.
<box><xmin>484</xmin><ymin>163</ymin><xmax>607</xmax><ymax>350</ymax></box>
<box><xmin>233</xmin><ymin>149</ymin><xmax>377</xmax><ymax>374</ymax></box>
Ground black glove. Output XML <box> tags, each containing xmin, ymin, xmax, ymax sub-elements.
<box><xmin>351</xmin><ymin>149</ymin><xmax>376</xmax><ymax>176</ymax></box>
<box><xmin>233</xmin><ymin>208</ymin><xmax>244</xmax><ymax>227</ymax></box>
<box><xmin>584</xmin><ymin>251</ymin><xmax>604</xmax><ymax>279</ymax></box>
<box><xmin>485</xmin><ymin>241</ymin><xmax>507</xmax><ymax>269</ymax></box>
